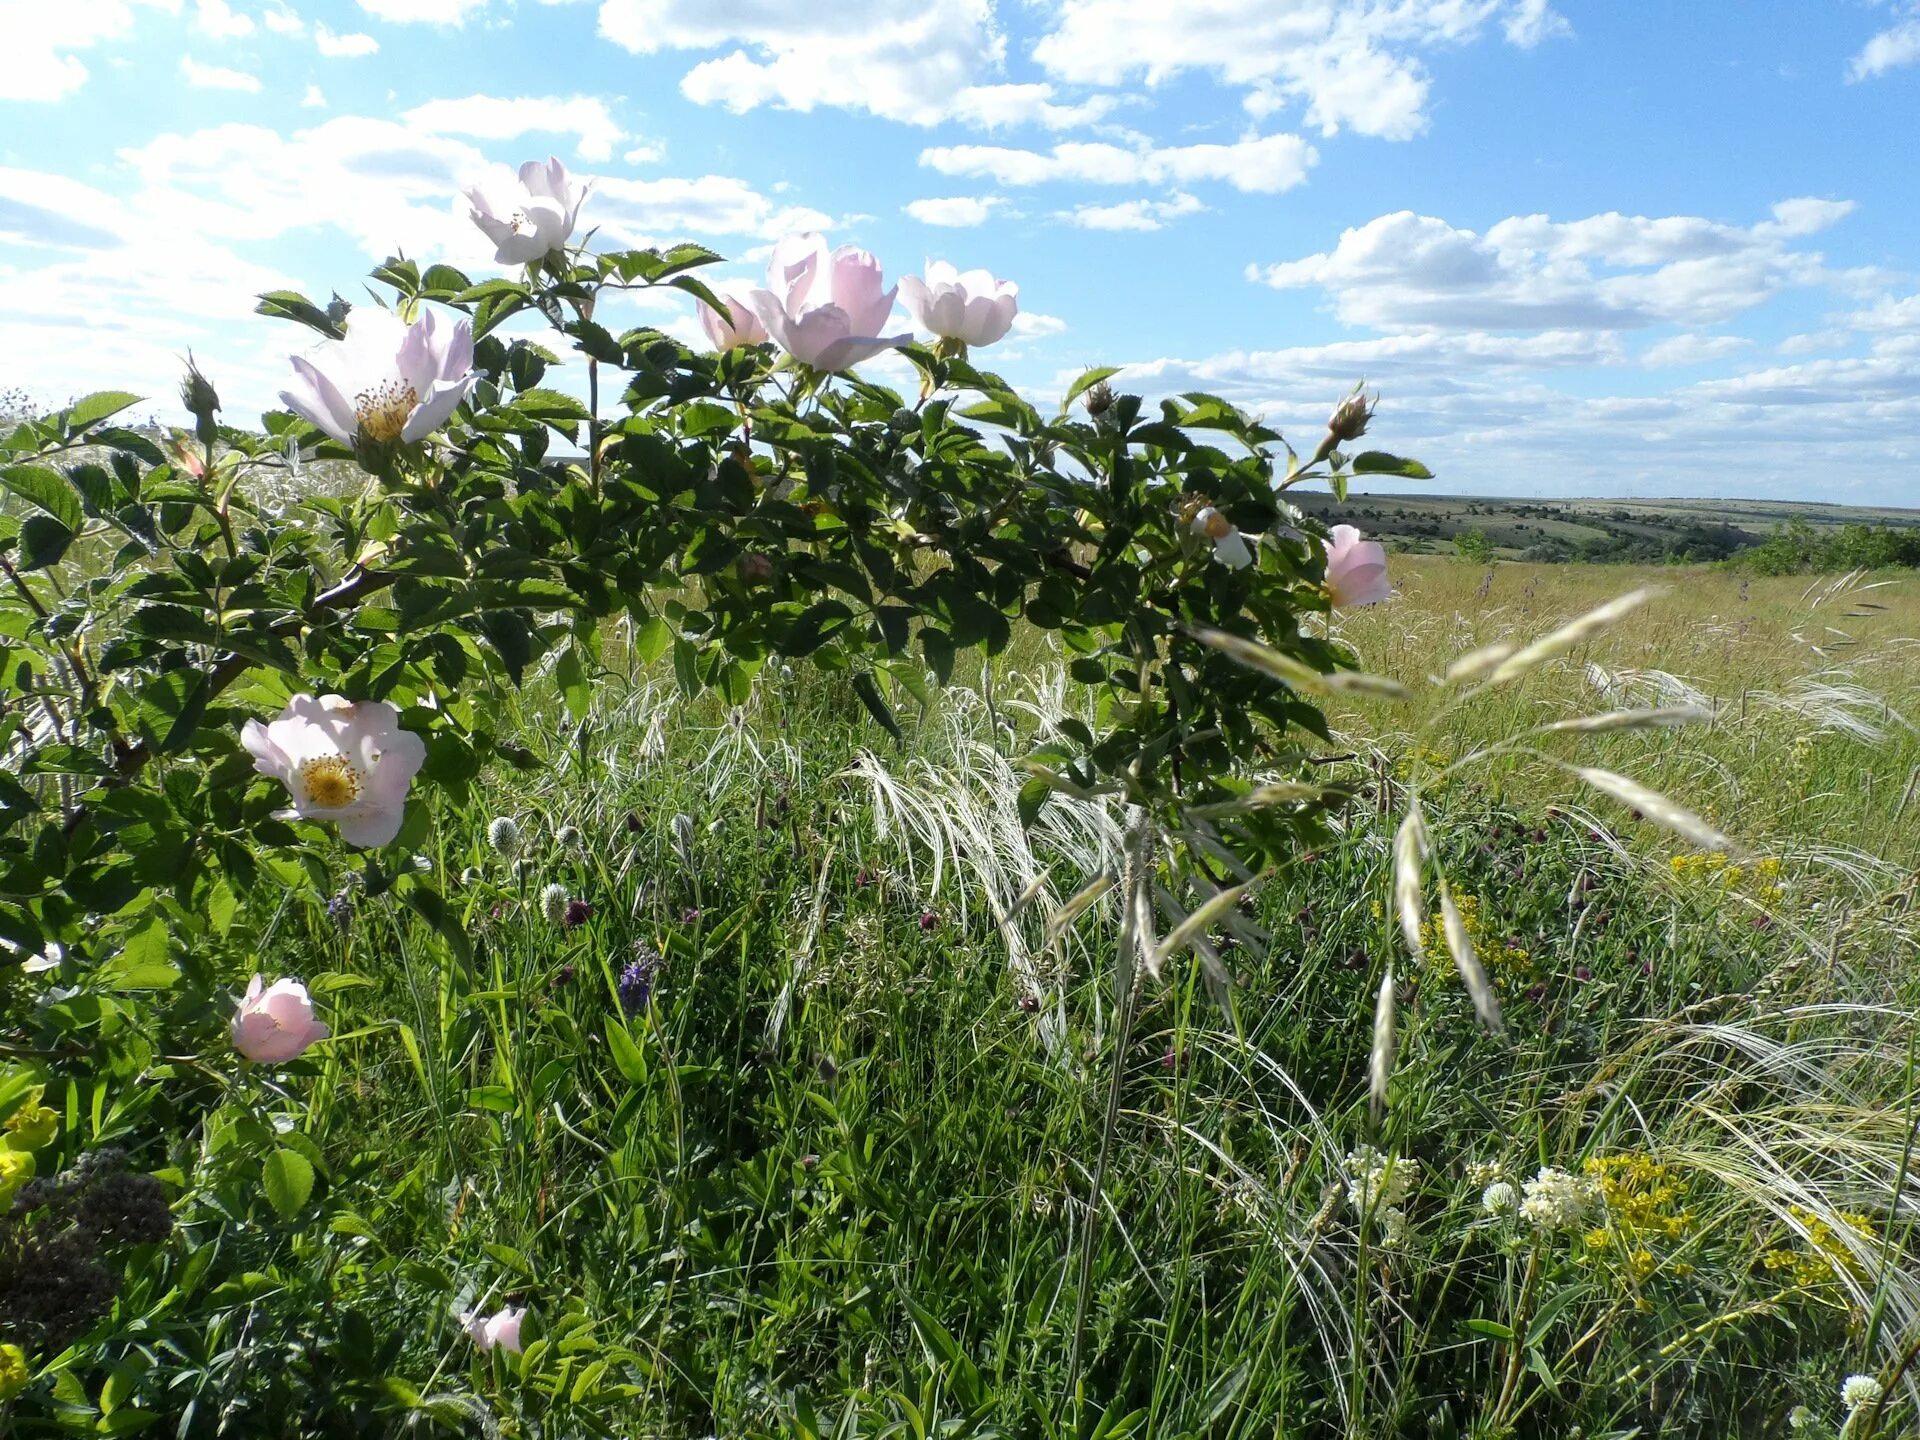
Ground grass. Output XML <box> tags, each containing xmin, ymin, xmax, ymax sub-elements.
<box><xmin>32</xmin><ymin>559</ymin><xmax>1920</xmax><ymax>1437</ymax></box>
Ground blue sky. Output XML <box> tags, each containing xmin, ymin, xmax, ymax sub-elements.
<box><xmin>4</xmin><ymin>0</ymin><xmax>1919</xmax><ymax>503</ymax></box>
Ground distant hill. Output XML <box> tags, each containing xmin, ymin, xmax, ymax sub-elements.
<box><xmin>1289</xmin><ymin>492</ymin><xmax>1920</xmax><ymax>566</ymax></box>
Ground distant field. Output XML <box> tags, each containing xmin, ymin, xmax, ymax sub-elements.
<box><xmin>1292</xmin><ymin>489</ymin><xmax>1920</xmax><ymax>563</ymax></box>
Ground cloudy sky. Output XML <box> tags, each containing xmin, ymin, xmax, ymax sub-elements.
<box><xmin>3</xmin><ymin>0</ymin><xmax>1919</xmax><ymax>503</ymax></box>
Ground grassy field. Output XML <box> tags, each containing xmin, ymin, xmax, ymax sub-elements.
<box><xmin>1291</xmin><ymin>491</ymin><xmax>1920</xmax><ymax>565</ymax></box>
<box><xmin>24</xmin><ymin>559</ymin><xmax>1920</xmax><ymax>1436</ymax></box>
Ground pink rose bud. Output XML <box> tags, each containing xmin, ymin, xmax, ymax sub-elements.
<box><xmin>464</xmin><ymin>1305</ymin><xmax>525</xmax><ymax>1355</ymax></box>
<box><xmin>230</xmin><ymin>977</ymin><xmax>330</xmax><ymax>1063</ymax></box>
<box><xmin>1324</xmin><ymin>525</ymin><xmax>1391</xmax><ymax>609</ymax></box>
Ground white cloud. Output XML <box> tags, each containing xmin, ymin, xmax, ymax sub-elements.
<box><xmin>1249</xmin><ymin>200</ymin><xmax>1855</xmax><ymax>332</ymax></box>
<box><xmin>1062</xmin><ymin>192</ymin><xmax>1204</xmax><ymax>231</ymax></box>
<box><xmin>1012</xmin><ymin>311</ymin><xmax>1067</xmax><ymax>339</ymax></box>
<box><xmin>357</xmin><ymin>0</ymin><xmax>486</xmax><ymax>22</ymax></box>
<box><xmin>0</xmin><ymin>0</ymin><xmax>180</xmax><ymax>103</ymax></box>
<box><xmin>921</xmin><ymin>133</ymin><xmax>1316</xmax><ymax>195</ymax></box>
<box><xmin>314</xmin><ymin>22</ymin><xmax>378</xmax><ymax>55</ymax></box>
<box><xmin>622</xmin><ymin>141</ymin><xmax>665</xmax><ymax>165</ymax></box>
<box><xmin>403</xmin><ymin>94</ymin><xmax>625</xmax><ymax>162</ymax></box>
<box><xmin>947</xmin><ymin>84</ymin><xmax>1119</xmax><ymax>130</ymax></box>
<box><xmin>905</xmin><ymin>195</ymin><xmax>1002</xmax><ymax>227</ymax></box>
<box><xmin>1778</xmin><ymin>330</ymin><xmax>1852</xmax><ymax>357</ymax></box>
<box><xmin>180</xmin><ymin>56</ymin><xmax>263</xmax><ymax>91</ymax></box>
<box><xmin>1641</xmin><ymin>333</ymin><xmax>1751</xmax><ymax>368</ymax></box>
<box><xmin>262</xmin><ymin>5</ymin><xmax>304</xmax><ymax>34</ymax></box>
<box><xmin>1031</xmin><ymin>0</ymin><xmax>1567</xmax><ymax>140</ymax></box>
<box><xmin>300</xmin><ymin>83</ymin><xmax>326</xmax><ymax>107</ymax></box>
<box><xmin>1848</xmin><ymin>13</ymin><xmax>1920</xmax><ymax>80</ymax></box>
<box><xmin>589</xmin><ymin>174</ymin><xmax>832</xmax><ymax>245</ymax></box>
<box><xmin>599</xmin><ymin>0</ymin><xmax>1034</xmax><ymax>127</ymax></box>
<box><xmin>195</xmin><ymin>0</ymin><xmax>255</xmax><ymax>38</ymax></box>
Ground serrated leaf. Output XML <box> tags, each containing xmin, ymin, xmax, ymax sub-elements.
<box><xmin>1</xmin><ymin>462</ymin><xmax>82</xmax><ymax>530</ymax></box>
<box><xmin>66</xmin><ymin>391</ymin><xmax>144</xmax><ymax>433</ymax></box>
<box><xmin>262</xmin><ymin>1148</ymin><xmax>315</xmax><ymax>1219</ymax></box>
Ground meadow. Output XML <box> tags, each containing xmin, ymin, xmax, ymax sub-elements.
<box><xmin>13</xmin><ymin>556</ymin><xmax>1908</xmax><ymax>1436</ymax></box>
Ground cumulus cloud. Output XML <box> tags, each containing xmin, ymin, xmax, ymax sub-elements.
<box><xmin>1641</xmin><ymin>333</ymin><xmax>1752</xmax><ymax>368</ymax></box>
<box><xmin>1848</xmin><ymin>12</ymin><xmax>1920</xmax><ymax>80</ymax></box>
<box><xmin>195</xmin><ymin>0</ymin><xmax>255</xmax><ymax>38</ymax></box>
<box><xmin>357</xmin><ymin>0</ymin><xmax>486</xmax><ymax>22</ymax></box>
<box><xmin>1061</xmin><ymin>192</ymin><xmax>1204</xmax><ymax>231</ymax></box>
<box><xmin>314</xmin><ymin>22</ymin><xmax>378</xmax><ymax>56</ymax></box>
<box><xmin>921</xmin><ymin>133</ymin><xmax>1316</xmax><ymax>195</ymax></box>
<box><xmin>1031</xmin><ymin>0</ymin><xmax>1568</xmax><ymax>140</ymax></box>
<box><xmin>0</xmin><ymin>0</ymin><xmax>179</xmax><ymax>103</ymax></box>
<box><xmin>403</xmin><ymin>94</ymin><xmax>625</xmax><ymax>162</ymax></box>
<box><xmin>600</xmin><ymin>0</ymin><xmax>1016</xmax><ymax>126</ymax></box>
<box><xmin>905</xmin><ymin>195</ymin><xmax>1002</xmax><ymax>227</ymax></box>
<box><xmin>180</xmin><ymin>57</ymin><xmax>264</xmax><ymax>91</ymax></box>
<box><xmin>1248</xmin><ymin>200</ymin><xmax>1857</xmax><ymax>332</ymax></box>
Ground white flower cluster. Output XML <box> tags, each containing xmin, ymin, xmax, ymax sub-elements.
<box><xmin>1842</xmin><ymin>1374</ymin><xmax>1883</xmax><ymax>1412</ymax></box>
<box><xmin>1344</xmin><ymin>1144</ymin><xmax>1418</xmax><ymax>1214</ymax></box>
<box><xmin>1466</xmin><ymin>1159</ymin><xmax>1505</xmax><ymax>1188</ymax></box>
<box><xmin>1482</xmin><ymin>1181</ymin><xmax>1519</xmax><ymax>1216</ymax></box>
<box><xmin>1519</xmin><ymin>1166</ymin><xmax>1601</xmax><ymax>1231</ymax></box>
<box><xmin>541</xmin><ymin>882</ymin><xmax>570</xmax><ymax>925</ymax></box>
<box><xmin>487</xmin><ymin>816</ymin><xmax>521</xmax><ymax>859</ymax></box>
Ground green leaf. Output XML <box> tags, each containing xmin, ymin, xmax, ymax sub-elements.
<box><xmin>555</xmin><ymin>646</ymin><xmax>592</xmax><ymax>721</ymax></box>
<box><xmin>262</xmin><ymin>1148</ymin><xmax>315</xmax><ymax>1219</ymax></box>
<box><xmin>255</xmin><ymin>290</ymin><xmax>347</xmax><ymax>340</ymax></box>
<box><xmin>1350</xmin><ymin>451</ymin><xmax>1434</xmax><ymax>479</ymax></box>
<box><xmin>1017</xmin><ymin>778</ymin><xmax>1052</xmax><ymax>830</ymax></box>
<box><xmin>851</xmin><ymin>672</ymin><xmax>903</xmax><ymax>743</ymax></box>
<box><xmin>605</xmin><ymin>1022</ymin><xmax>648</xmax><ymax>1084</ymax></box>
<box><xmin>1461</xmin><ymin>1318</ymin><xmax>1515</xmax><ymax>1342</ymax></box>
<box><xmin>65</xmin><ymin>391</ymin><xmax>143</xmax><ymax>433</ymax></box>
<box><xmin>1</xmin><ymin>462</ymin><xmax>83</xmax><ymax>530</ymax></box>
<box><xmin>1061</xmin><ymin>366</ymin><xmax>1122</xmax><ymax>415</ymax></box>
<box><xmin>511</xmin><ymin>388</ymin><xmax>592</xmax><ymax>427</ymax></box>
<box><xmin>18</xmin><ymin>515</ymin><xmax>74</xmax><ymax>569</ymax></box>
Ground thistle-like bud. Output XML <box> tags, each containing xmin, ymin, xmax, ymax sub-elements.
<box><xmin>540</xmin><ymin>883</ymin><xmax>569</xmax><ymax>925</ymax></box>
<box><xmin>1082</xmin><ymin>381</ymin><xmax>1114</xmax><ymax>418</ymax></box>
<box><xmin>487</xmin><ymin>816</ymin><xmax>522</xmax><ymax>859</ymax></box>
<box><xmin>179</xmin><ymin>354</ymin><xmax>221</xmax><ymax>448</ymax></box>
<box><xmin>1326</xmin><ymin>388</ymin><xmax>1376</xmax><ymax>446</ymax></box>
<box><xmin>554</xmin><ymin>823</ymin><xmax>584</xmax><ymax>850</ymax></box>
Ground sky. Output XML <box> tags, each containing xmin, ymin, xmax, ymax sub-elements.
<box><xmin>2</xmin><ymin>0</ymin><xmax>1919</xmax><ymax>504</ymax></box>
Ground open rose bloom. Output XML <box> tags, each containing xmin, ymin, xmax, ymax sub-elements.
<box><xmin>465</xmin><ymin>156</ymin><xmax>586</xmax><ymax>266</ymax></box>
<box><xmin>1325</xmin><ymin>524</ymin><xmax>1392</xmax><ymax>608</ymax></box>
<box><xmin>464</xmin><ymin>1306</ymin><xmax>525</xmax><ymax>1354</ymax></box>
<box><xmin>747</xmin><ymin>233</ymin><xmax>909</xmax><ymax>372</ymax></box>
<box><xmin>241</xmin><ymin>695</ymin><xmax>427</xmax><ymax>847</ymax></box>
<box><xmin>281</xmin><ymin>306</ymin><xmax>476</xmax><ymax>447</ymax></box>
<box><xmin>1190</xmin><ymin>506</ymin><xmax>1253</xmax><ymax>570</ymax></box>
<box><xmin>231</xmin><ymin>977</ymin><xmax>329</xmax><ymax>1063</ymax></box>
<box><xmin>899</xmin><ymin>261</ymin><xmax>1019</xmax><ymax>349</ymax></box>
<box><xmin>699</xmin><ymin>288</ymin><xmax>770</xmax><ymax>350</ymax></box>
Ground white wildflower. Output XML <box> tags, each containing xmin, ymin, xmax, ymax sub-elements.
<box><xmin>555</xmin><ymin>823</ymin><xmax>584</xmax><ymax>849</ymax></box>
<box><xmin>1345</xmin><ymin>1144</ymin><xmax>1417</xmax><ymax>1214</ymax></box>
<box><xmin>1519</xmin><ymin>1166</ymin><xmax>1599</xmax><ymax>1231</ymax></box>
<box><xmin>1466</xmin><ymin>1159</ymin><xmax>1505</xmax><ymax>1188</ymax></box>
<box><xmin>1482</xmin><ymin>1181</ymin><xmax>1519</xmax><ymax>1216</ymax></box>
<box><xmin>1378</xmin><ymin>1206</ymin><xmax>1411</xmax><ymax>1249</ymax></box>
<box><xmin>1842</xmin><ymin>1374</ymin><xmax>1883</xmax><ymax>1412</ymax></box>
<box><xmin>487</xmin><ymin>816</ymin><xmax>521</xmax><ymax>858</ymax></box>
<box><xmin>540</xmin><ymin>883</ymin><xmax>569</xmax><ymax>925</ymax></box>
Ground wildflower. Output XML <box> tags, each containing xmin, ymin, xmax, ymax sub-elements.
<box><xmin>0</xmin><ymin>1342</ymin><xmax>26</xmax><ymax>1400</ymax></box>
<box><xmin>618</xmin><ymin>945</ymin><xmax>661</xmax><ymax>1015</ymax></box>
<box><xmin>280</xmin><ymin>305</ymin><xmax>476</xmax><ymax>447</ymax></box>
<box><xmin>1787</xmin><ymin>1405</ymin><xmax>1815</xmax><ymax>1431</ymax></box>
<box><xmin>1574</xmin><ymin>965</ymin><xmax>1592</xmax><ymax>983</ymax></box>
<box><xmin>1345</xmin><ymin>1144</ymin><xmax>1417</xmax><ymax>1214</ymax></box>
<box><xmin>1482</xmin><ymin>1181</ymin><xmax>1519</xmax><ymax>1216</ymax></box>
<box><xmin>1465</xmin><ymin>1159</ymin><xmax>1504</xmax><ymax>1187</ymax></box>
<box><xmin>554</xmin><ymin>824</ymin><xmax>583</xmax><ymax>850</ymax></box>
<box><xmin>1378</xmin><ymin>1206</ymin><xmax>1411</xmax><ymax>1248</ymax></box>
<box><xmin>460</xmin><ymin>865</ymin><xmax>483</xmax><ymax>886</ymax></box>
<box><xmin>746</xmin><ymin>233</ymin><xmax>910</xmax><ymax>372</ymax></box>
<box><xmin>898</xmin><ymin>261</ymin><xmax>1020</xmax><ymax>350</ymax></box>
<box><xmin>5</xmin><ymin>1092</ymin><xmax>58</xmax><ymax>1152</ymax></box>
<box><xmin>1083</xmin><ymin>380</ymin><xmax>1115</xmax><ymax>418</ymax></box>
<box><xmin>552</xmin><ymin>963</ymin><xmax>576</xmax><ymax>989</ymax></box>
<box><xmin>563</xmin><ymin>898</ymin><xmax>592</xmax><ymax>929</ymax></box>
<box><xmin>240</xmin><ymin>695</ymin><xmax>427</xmax><ymax>848</ymax></box>
<box><xmin>487</xmin><ymin>816</ymin><xmax>522</xmax><ymax>858</ymax></box>
<box><xmin>918</xmin><ymin>910</ymin><xmax>938</xmax><ymax>932</ymax></box>
<box><xmin>1018</xmin><ymin>994</ymin><xmax>1040</xmax><ymax>1013</ymax></box>
<box><xmin>540</xmin><ymin>884</ymin><xmax>569</xmax><ymax>925</ymax></box>
<box><xmin>464</xmin><ymin>1305</ymin><xmax>526</xmax><ymax>1355</ymax></box>
<box><xmin>699</xmin><ymin>290</ymin><xmax>771</xmax><ymax>350</ymax></box>
<box><xmin>230</xmin><ymin>977</ymin><xmax>330</xmax><ymax>1064</ymax></box>
<box><xmin>1326</xmin><ymin>388</ymin><xmax>1376</xmax><ymax>446</ymax></box>
<box><xmin>1189</xmin><ymin>505</ymin><xmax>1254</xmax><ymax>570</ymax></box>
<box><xmin>326</xmin><ymin>888</ymin><xmax>353</xmax><ymax>933</ymax></box>
<box><xmin>1519</xmin><ymin>1166</ymin><xmax>1599</xmax><ymax>1231</ymax></box>
<box><xmin>1842</xmin><ymin>1374</ymin><xmax>1883</xmax><ymax>1412</ymax></box>
<box><xmin>0</xmin><ymin>1150</ymin><xmax>31</xmax><ymax>1208</ymax></box>
<box><xmin>1324</xmin><ymin>525</ymin><xmax>1391</xmax><ymax>608</ymax></box>
<box><xmin>466</xmin><ymin>155</ymin><xmax>585</xmax><ymax>265</ymax></box>
<box><xmin>680</xmin><ymin>907</ymin><xmax>701</xmax><ymax>925</ymax></box>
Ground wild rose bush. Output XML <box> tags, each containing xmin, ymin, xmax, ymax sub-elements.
<box><xmin>0</xmin><ymin>157</ymin><xmax>1432</xmax><ymax>1426</ymax></box>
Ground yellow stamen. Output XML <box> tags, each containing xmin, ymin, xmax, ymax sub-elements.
<box><xmin>300</xmin><ymin>755</ymin><xmax>362</xmax><ymax>809</ymax></box>
<box><xmin>354</xmin><ymin>378</ymin><xmax>418</xmax><ymax>445</ymax></box>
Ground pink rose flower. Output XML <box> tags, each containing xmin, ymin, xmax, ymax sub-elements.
<box><xmin>241</xmin><ymin>694</ymin><xmax>427</xmax><ymax>848</ymax></box>
<box><xmin>1325</xmin><ymin>524</ymin><xmax>1391</xmax><ymax>608</ymax></box>
<box><xmin>230</xmin><ymin>976</ymin><xmax>330</xmax><ymax>1063</ymax></box>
